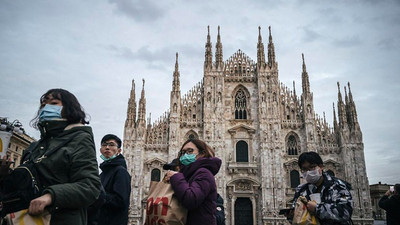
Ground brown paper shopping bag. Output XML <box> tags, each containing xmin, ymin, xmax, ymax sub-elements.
<box><xmin>292</xmin><ymin>197</ymin><xmax>320</xmax><ymax>225</ymax></box>
<box><xmin>6</xmin><ymin>209</ymin><xmax>51</xmax><ymax>225</ymax></box>
<box><xmin>145</xmin><ymin>181</ymin><xmax>187</xmax><ymax>225</ymax></box>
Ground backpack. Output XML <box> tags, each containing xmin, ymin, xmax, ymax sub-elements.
<box><xmin>0</xmin><ymin>133</ymin><xmax>79</xmax><ymax>217</ymax></box>
<box><xmin>216</xmin><ymin>193</ymin><xmax>226</xmax><ymax>225</ymax></box>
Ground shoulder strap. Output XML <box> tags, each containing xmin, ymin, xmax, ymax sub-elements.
<box><xmin>21</xmin><ymin>141</ymin><xmax>40</xmax><ymax>163</ymax></box>
<box><xmin>35</xmin><ymin>131</ymin><xmax>82</xmax><ymax>162</ymax></box>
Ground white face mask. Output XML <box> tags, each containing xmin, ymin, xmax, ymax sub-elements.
<box><xmin>303</xmin><ymin>167</ymin><xmax>322</xmax><ymax>184</ymax></box>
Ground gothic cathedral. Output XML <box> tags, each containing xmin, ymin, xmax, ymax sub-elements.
<box><xmin>123</xmin><ymin>26</ymin><xmax>373</xmax><ymax>225</ymax></box>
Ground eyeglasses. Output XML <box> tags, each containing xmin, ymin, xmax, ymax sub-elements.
<box><xmin>101</xmin><ymin>142</ymin><xmax>118</xmax><ymax>148</ymax></box>
<box><xmin>179</xmin><ymin>148</ymin><xmax>195</xmax><ymax>157</ymax></box>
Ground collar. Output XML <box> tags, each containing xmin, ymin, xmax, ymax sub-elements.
<box><xmin>38</xmin><ymin>120</ymin><xmax>70</xmax><ymax>139</ymax></box>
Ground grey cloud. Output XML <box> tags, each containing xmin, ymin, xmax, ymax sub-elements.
<box><xmin>108</xmin><ymin>0</ymin><xmax>167</xmax><ymax>22</ymax></box>
<box><xmin>105</xmin><ymin>44</ymin><xmax>171</xmax><ymax>62</ymax></box>
<box><xmin>331</xmin><ymin>35</ymin><xmax>362</xmax><ymax>47</ymax></box>
<box><xmin>301</xmin><ymin>27</ymin><xmax>323</xmax><ymax>43</ymax></box>
<box><xmin>104</xmin><ymin>43</ymin><xmax>203</xmax><ymax>71</ymax></box>
<box><xmin>377</xmin><ymin>37</ymin><xmax>399</xmax><ymax>50</ymax></box>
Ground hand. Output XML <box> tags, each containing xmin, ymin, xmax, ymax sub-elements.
<box><xmin>28</xmin><ymin>193</ymin><xmax>52</xmax><ymax>216</ymax></box>
<box><xmin>0</xmin><ymin>155</ymin><xmax>13</xmax><ymax>177</ymax></box>
<box><xmin>306</xmin><ymin>201</ymin><xmax>317</xmax><ymax>213</ymax></box>
<box><xmin>164</xmin><ymin>170</ymin><xmax>178</xmax><ymax>182</ymax></box>
<box><xmin>385</xmin><ymin>189</ymin><xmax>392</xmax><ymax>196</ymax></box>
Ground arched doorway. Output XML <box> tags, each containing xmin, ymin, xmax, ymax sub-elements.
<box><xmin>234</xmin><ymin>197</ymin><xmax>253</xmax><ymax>225</ymax></box>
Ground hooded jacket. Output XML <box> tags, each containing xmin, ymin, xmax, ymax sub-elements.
<box><xmin>292</xmin><ymin>172</ymin><xmax>353</xmax><ymax>225</ymax></box>
<box><xmin>379</xmin><ymin>194</ymin><xmax>400</xmax><ymax>225</ymax></box>
<box><xmin>170</xmin><ymin>157</ymin><xmax>222</xmax><ymax>225</ymax></box>
<box><xmin>26</xmin><ymin>121</ymin><xmax>101</xmax><ymax>225</ymax></box>
<box><xmin>98</xmin><ymin>154</ymin><xmax>131</xmax><ymax>225</ymax></box>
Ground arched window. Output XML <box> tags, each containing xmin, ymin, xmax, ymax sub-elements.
<box><xmin>290</xmin><ymin>170</ymin><xmax>300</xmax><ymax>188</ymax></box>
<box><xmin>326</xmin><ymin>169</ymin><xmax>335</xmax><ymax>177</ymax></box>
<box><xmin>287</xmin><ymin>135</ymin><xmax>298</xmax><ymax>155</ymax></box>
<box><xmin>151</xmin><ymin>169</ymin><xmax>161</xmax><ymax>182</ymax></box>
<box><xmin>236</xmin><ymin>141</ymin><xmax>248</xmax><ymax>162</ymax></box>
<box><xmin>188</xmin><ymin>134</ymin><xmax>196</xmax><ymax>140</ymax></box>
<box><xmin>235</xmin><ymin>198</ymin><xmax>253</xmax><ymax>225</ymax></box>
<box><xmin>235</xmin><ymin>89</ymin><xmax>247</xmax><ymax>119</ymax></box>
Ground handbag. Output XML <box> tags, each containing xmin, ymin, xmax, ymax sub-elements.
<box><xmin>5</xmin><ymin>209</ymin><xmax>51</xmax><ymax>225</ymax></box>
<box><xmin>0</xmin><ymin>132</ymin><xmax>80</xmax><ymax>217</ymax></box>
<box><xmin>145</xmin><ymin>181</ymin><xmax>187</xmax><ymax>225</ymax></box>
<box><xmin>292</xmin><ymin>196</ymin><xmax>320</xmax><ymax>225</ymax></box>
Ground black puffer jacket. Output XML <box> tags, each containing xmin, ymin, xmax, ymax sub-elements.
<box><xmin>98</xmin><ymin>154</ymin><xmax>131</xmax><ymax>225</ymax></box>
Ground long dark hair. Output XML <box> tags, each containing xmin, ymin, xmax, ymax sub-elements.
<box><xmin>31</xmin><ymin>88</ymin><xmax>89</xmax><ymax>128</ymax></box>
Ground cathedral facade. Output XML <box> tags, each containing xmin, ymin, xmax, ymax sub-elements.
<box><xmin>123</xmin><ymin>26</ymin><xmax>373</xmax><ymax>225</ymax></box>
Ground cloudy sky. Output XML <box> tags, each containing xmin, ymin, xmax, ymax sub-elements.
<box><xmin>0</xmin><ymin>0</ymin><xmax>399</xmax><ymax>185</ymax></box>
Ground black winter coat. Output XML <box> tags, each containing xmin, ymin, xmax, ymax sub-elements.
<box><xmin>98</xmin><ymin>154</ymin><xmax>131</xmax><ymax>225</ymax></box>
<box><xmin>379</xmin><ymin>194</ymin><xmax>400</xmax><ymax>225</ymax></box>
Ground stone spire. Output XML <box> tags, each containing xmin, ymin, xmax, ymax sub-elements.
<box><xmin>333</xmin><ymin>102</ymin><xmax>338</xmax><ymax>132</ymax></box>
<box><xmin>172</xmin><ymin>53</ymin><xmax>180</xmax><ymax>92</ymax></box>
<box><xmin>147</xmin><ymin>113</ymin><xmax>152</xmax><ymax>126</ymax></box>
<box><xmin>344</xmin><ymin>86</ymin><xmax>352</xmax><ymax>128</ymax></box>
<box><xmin>348</xmin><ymin>82</ymin><xmax>358</xmax><ymax>123</ymax></box>
<box><xmin>215</xmin><ymin>26</ymin><xmax>223</xmax><ymax>68</ymax></box>
<box><xmin>138</xmin><ymin>79</ymin><xmax>146</xmax><ymax>124</ymax></box>
<box><xmin>293</xmin><ymin>81</ymin><xmax>299</xmax><ymax>118</ymax></box>
<box><xmin>170</xmin><ymin>53</ymin><xmax>181</xmax><ymax>116</ymax></box>
<box><xmin>257</xmin><ymin>26</ymin><xmax>265</xmax><ymax>68</ymax></box>
<box><xmin>337</xmin><ymin>82</ymin><xmax>347</xmax><ymax>129</ymax></box>
<box><xmin>344</xmin><ymin>86</ymin><xmax>349</xmax><ymax>107</ymax></box>
<box><xmin>204</xmin><ymin>25</ymin><xmax>213</xmax><ymax>69</ymax></box>
<box><xmin>301</xmin><ymin>53</ymin><xmax>310</xmax><ymax>95</ymax></box>
<box><xmin>125</xmin><ymin>79</ymin><xmax>137</xmax><ymax>128</ymax></box>
<box><xmin>293</xmin><ymin>81</ymin><xmax>297</xmax><ymax>100</ymax></box>
<box><xmin>267</xmin><ymin>26</ymin><xmax>276</xmax><ymax>68</ymax></box>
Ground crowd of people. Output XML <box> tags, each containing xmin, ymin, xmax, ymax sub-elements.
<box><xmin>0</xmin><ymin>88</ymin><xmax>398</xmax><ymax>225</ymax></box>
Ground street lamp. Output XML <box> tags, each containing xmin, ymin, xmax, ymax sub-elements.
<box><xmin>0</xmin><ymin>117</ymin><xmax>25</xmax><ymax>159</ymax></box>
<box><xmin>0</xmin><ymin>117</ymin><xmax>24</xmax><ymax>135</ymax></box>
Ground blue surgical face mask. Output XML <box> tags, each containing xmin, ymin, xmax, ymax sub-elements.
<box><xmin>39</xmin><ymin>104</ymin><xmax>63</xmax><ymax>122</ymax></box>
<box><xmin>179</xmin><ymin>153</ymin><xmax>196</xmax><ymax>166</ymax></box>
<box><xmin>100</xmin><ymin>154</ymin><xmax>118</xmax><ymax>161</ymax></box>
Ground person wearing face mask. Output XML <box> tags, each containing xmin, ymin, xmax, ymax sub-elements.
<box><xmin>92</xmin><ymin>134</ymin><xmax>131</xmax><ymax>225</ymax></box>
<box><xmin>165</xmin><ymin>139</ymin><xmax>222</xmax><ymax>225</ymax></box>
<box><xmin>287</xmin><ymin>151</ymin><xmax>353</xmax><ymax>225</ymax></box>
<box><xmin>16</xmin><ymin>88</ymin><xmax>101</xmax><ymax>225</ymax></box>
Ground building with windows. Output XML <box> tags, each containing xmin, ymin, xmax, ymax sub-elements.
<box><xmin>123</xmin><ymin>26</ymin><xmax>373</xmax><ymax>225</ymax></box>
<box><xmin>8</xmin><ymin>130</ymin><xmax>35</xmax><ymax>168</ymax></box>
<box><xmin>370</xmin><ymin>182</ymin><xmax>392</xmax><ymax>221</ymax></box>
<box><xmin>0</xmin><ymin>118</ymin><xmax>35</xmax><ymax>168</ymax></box>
